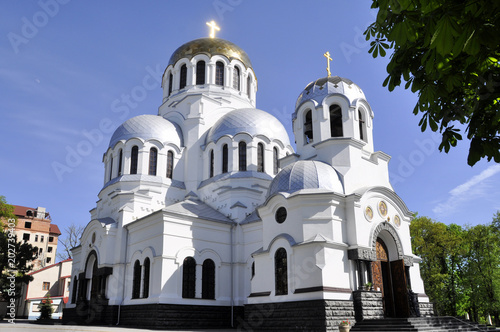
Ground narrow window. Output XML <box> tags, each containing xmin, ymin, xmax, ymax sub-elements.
<box><xmin>149</xmin><ymin>147</ymin><xmax>158</xmax><ymax>176</ymax></box>
<box><xmin>182</xmin><ymin>257</ymin><xmax>196</xmax><ymax>298</ymax></box>
<box><xmin>202</xmin><ymin>259</ymin><xmax>215</xmax><ymax>299</ymax></box>
<box><xmin>132</xmin><ymin>260</ymin><xmax>141</xmax><ymax>299</ymax></box>
<box><xmin>71</xmin><ymin>276</ymin><xmax>78</xmax><ymax>303</ymax></box>
<box><xmin>142</xmin><ymin>258</ymin><xmax>150</xmax><ymax>298</ymax></box>
<box><xmin>330</xmin><ymin>105</ymin><xmax>343</xmax><ymax>137</ymax></box>
<box><xmin>215</xmin><ymin>61</ymin><xmax>224</xmax><ymax>86</ymax></box>
<box><xmin>196</xmin><ymin>61</ymin><xmax>206</xmax><ymax>85</ymax></box>
<box><xmin>273</xmin><ymin>147</ymin><xmax>279</xmax><ymax>175</ymax></box>
<box><xmin>166</xmin><ymin>150</ymin><xmax>174</xmax><ymax>179</ymax></box>
<box><xmin>233</xmin><ymin>66</ymin><xmax>240</xmax><ymax>90</ymax></box>
<box><xmin>48</xmin><ymin>246</ymin><xmax>53</xmax><ymax>253</ymax></box>
<box><xmin>179</xmin><ymin>64</ymin><xmax>187</xmax><ymax>89</ymax></box>
<box><xmin>168</xmin><ymin>73</ymin><xmax>173</xmax><ymax>96</ymax></box>
<box><xmin>49</xmin><ymin>236</ymin><xmax>54</xmax><ymax>243</ymax></box>
<box><xmin>209</xmin><ymin>150</ymin><xmax>214</xmax><ymax>178</ymax></box>
<box><xmin>35</xmin><ymin>235</ymin><xmax>38</xmax><ymax>242</ymax></box>
<box><xmin>118</xmin><ymin>149</ymin><xmax>123</xmax><ymax>176</ymax></box>
<box><xmin>222</xmin><ymin>144</ymin><xmax>228</xmax><ymax>173</ymax></box>
<box><xmin>304</xmin><ymin>110</ymin><xmax>313</xmax><ymax>144</ymax></box>
<box><xmin>130</xmin><ymin>146</ymin><xmax>139</xmax><ymax>174</ymax></box>
<box><xmin>46</xmin><ymin>257</ymin><xmax>51</xmax><ymax>264</ymax></box>
<box><xmin>238</xmin><ymin>141</ymin><xmax>247</xmax><ymax>171</ymax></box>
<box><xmin>257</xmin><ymin>143</ymin><xmax>264</xmax><ymax>173</ymax></box>
<box><xmin>41</xmin><ymin>236</ymin><xmax>44</xmax><ymax>243</ymax></box>
<box><xmin>275</xmin><ymin>248</ymin><xmax>288</xmax><ymax>295</ymax></box>
<box><xmin>109</xmin><ymin>156</ymin><xmax>113</xmax><ymax>181</ymax></box>
<box><xmin>251</xmin><ymin>262</ymin><xmax>255</xmax><ymax>278</ymax></box>
<box><xmin>247</xmin><ymin>76</ymin><xmax>252</xmax><ymax>96</ymax></box>
<box><xmin>359</xmin><ymin>110</ymin><xmax>366</xmax><ymax>142</ymax></box>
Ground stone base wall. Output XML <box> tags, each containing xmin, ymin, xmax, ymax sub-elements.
<box><xmin>418</xmin><ymin>302</ymin><xmax>434</xmax><ymax>317</ymax></box>
<box><xmin>64</xmin><ymin>303</ymin><xmax>242</xmax><ymax>329</ymax></box>
<box><xmin>353</xmin><ymin>290</ymin><xmax>384</xmax><ymax>321</ymax></box>
<box><xmin>242</xmin><ymin>300</ymin><xmax>355</xmax><ymax>331</ymax></box>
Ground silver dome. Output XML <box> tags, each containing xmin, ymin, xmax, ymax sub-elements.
<box><xmin>206</xmin><ymin>108</ymin><xmax>291</xmax><ymax>146</ymax></box>
<box><xmin>267</xmin><ymin>160</ymin><xmax>344</xmax><ymax>198</ymax></box>
<box><xmin>109</xmin><ymin>115</ymin><xmax>183</xmax><ymax>148</ymax></box>
<box><xmin>294</xmin><ymin>76</ymin><xmax>366</xmax><ymax>118</ymax></box>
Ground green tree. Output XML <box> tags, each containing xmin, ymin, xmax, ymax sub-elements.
<box><xmin>365</xmin><ymin>0</ymin><xmax>500</xmax><ymax>165</ymax></box>
<box><xmin>37</xmin><ymin>294</ymin><xmax>53</xmax><ymax>320</ymax></box>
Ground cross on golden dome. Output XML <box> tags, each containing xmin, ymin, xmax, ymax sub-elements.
<box><xmin>324</xmin><ymin>51</ymin><xmax>332</xmax><ymax>77</ymax></box>
<box><xmin>206</xmin><ymin>20</ymin><xmax>220</xmax><ymax>38</ymax></box>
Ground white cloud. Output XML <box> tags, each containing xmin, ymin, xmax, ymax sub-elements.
<box><xmin>433</xmin><ymin>164</ymin><xmax>500</xmax><ymax>216</ymax></box>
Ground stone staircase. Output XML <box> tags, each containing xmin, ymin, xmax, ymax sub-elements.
<box><xmin>351</xmin><ymin>316</ymin><xmax>500</xmax><ymax>332</ymax></box>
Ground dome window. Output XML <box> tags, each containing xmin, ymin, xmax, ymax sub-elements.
<box><xmin>168</xmin><ymin>73</ymin><xmax>173</xmax><ymax>96</ymax></box>
<box><xmin>130</xmin><ymin>146</ymin><xmax>139</xmax><ymax>174</ymax></box>
<box><xmin>222</xmin><ymin>144</ymin><xmax>228</xmax><ymax>173</ymax></box>
<box><xmin>330</xmin><ymin>104</ymin><xmax>343</xmax><ymax>137</ymax></box>
<box><xmin>257</xmin><ymin>143</ymin><xmax>264</xmax><ymax>173</ymax></box>
<box><xmin>118</xmin><ymin>149</ymin><xmax>123</xmax><ymax>176</ymax></box>
<box><xmin>196</xmin><ymin>61</ymin><xmax>206</xmax><ymax>85</ymax></box>
<box><xmin>247</xmin><ymin>76</ymin><xmax>251</xmax><ymax>96</ymax></box>
<box><xmin>179</xmin><ymin>64</ymin><xmax>187</xmax><ymax>89</ymax></box>
<box><xmin>273</xmin><ymin>147</ymin><xmax>279</xmax><ymax>175</ymax></box>
<box><xmin>238</xmin><ymin>141</ymin><xmax>247</xmax><ymax>171</ymax></box>
<box><xmin>304</xmin><ymin>110</ymin><xmax>313</xmax><ymax>144</ymax></box>
<box><xmin>215</xmin><ymin>61</ymin><xmax>224</xmax><ymax>86</ymax></box>
<box><xmin>149</xmin><ymin>148</ymin><xmax>158</xmax><ymax>176</ymax></box>
<box><xmin>359</xmin><ymin>110</ymin><xmax>367</xmax><ymax>142</ymax></box>
<box><xmin>209</xmin><ymin>149</ymin><xmax>214</xmax><ymax>178</ymax></box>
<box><xmin>166</xmin><ymin>150</ymin><xmax>174</xmax><ymax>179</ymax></box>
<box><xmin>233</xmin><ymin>66</ymin><xmax>240</xmax><ymax>90</ymax></box>
<box><xmin>109</xmin><ymin>156</ymin><xmax>113</xmax><ymax>181</ymax></box>
<box><xmin>275</xmin><ymin>207</ymin><xmax>287</xmax><ymax>224</ymax></box>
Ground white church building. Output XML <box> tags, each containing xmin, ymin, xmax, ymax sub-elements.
<box><xmin>64</xmin><ymin>27</ymin><xmax>432</xmax><ymax>330</ymax></box>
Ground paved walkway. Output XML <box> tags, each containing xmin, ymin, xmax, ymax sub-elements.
<box><xmin>0</xmin><ymin>320</ymin><xmax>236</xmax><ymax>332</ymax></box>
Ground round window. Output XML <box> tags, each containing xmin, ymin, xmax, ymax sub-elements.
<box><xmin>275</xmin><ymin>207</ymin><xmax>287</xmax><ymax>223</ymax></box>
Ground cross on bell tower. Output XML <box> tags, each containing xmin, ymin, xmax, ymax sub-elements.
<box><xmin>324</xmin><ymin>51</ymin><xmax>332</xmax><ymax>77</ymax></box>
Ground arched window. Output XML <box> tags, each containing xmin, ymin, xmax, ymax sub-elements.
<box><xmin>182</xmin><ymin>257</ymin><xmax>196</xmax><ymax>298</ymax></box>
<box><xmin>304</xmin><ymin>110</ymin><xmax>313</xmax><ymax>144</ymax></box>
<box><xmin>215</xmin><ymin>61</ymin><xmax>224</xmax><ymax>86</ymax></box>
<box><xmin>233</xmin><ymin>66</ymin><xmax>240</xmax><ymax>90</ymax></box>
<box><xmin>71</xmin><ymin>276</ymin><xmax>78</xmax><ymax>303</ymax></box>
<box><xmin>275</xmin><ymin>248</ymin><xmax>288</xmax><ymax>295</ymax></box>
<box><xmin>247</xmin><ymin>76</ymin><xmax>252</xmax><ymax>96</ymax></box>
<box><xmin>359</xmin><ymin>110</ymin><xmax>366</xmax><ymax>142</ymax></box>
<box><xmin>251</xmin><ymin>261</ymin><xmax>255</xmax><ymax>278</ymax></box>
<box><xmin>222</xmin><ymin>144</ymin><xmax>228</xmax><ymax>173</ymax></box>
<box><xmin>118</xmin><ymin>149</ymin><xmax>123</xmax><ymax>176</ymax></box>
<box><xmin>257</xmin><ymin>143</ymin><xmax>264</xmax><ymax>172</ymax></box>
<box><xmin>209</xmin><ymin>150</ymin><xmax>214</xmax><ymax>178</ymax></box>
<box><xmin>196</xmin><ymin>61</ymin><xmax>206</xmax><ymax>85</ymax></box>
<box><xmin>166</xmin><ymin>150</ymin><xmax>174</xmax><ymax>179</ymax></box>
<box><xmin>168</xmin><ymin>73</ymin><xmax>173</xmax><ymax>96</ymax></box>
<box><xmin>109</xmin><ymin>156</ymin><xmax>113</xmax><ymax>181</ymax></box>
<box><xmin>179</xmin><ymin>64</ymin><xmax>187</xmax><ymax>89</ymax></box>
<box><xmin>273</xmin><ymin>147</ymin><xmax>279</xmax><ymax>175</ymax></box>
<box><xmin>130</xmin><ymin>146</ymin><xmax>138</xmax><ymax>174</ymax></box>
<box><xmin>202</xmin><ymin>259</ymin><xmax>215</xmax><ymax>299</ymax></box>
<box><xmin>132</xmin><ymin>260</ymin><xmax>141</xmax><ymax>299</ymax></box>
<box><xmin>238</xmin><ymin>141</ymin><xmax>247</xmax><ymax>171</ymax></box>
<box><xmin>330</xmin><ymin>104</ymin><xmax>343</xmax><ymax>137</ymax></box>
<box><xmin>142</xmin><ymin>258</ymin><xmax>150</xmax><ymax>298</ymax></box>
<box><xmin>149</xmin><ymin>147</ymin><xmax>157</xmax><ymax>176</ymax></box>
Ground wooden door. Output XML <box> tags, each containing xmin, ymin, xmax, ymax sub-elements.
<box><xmin>391</xmin><ymin>259</ymin><xmax>410</xmax><ymax>317</ymax></box>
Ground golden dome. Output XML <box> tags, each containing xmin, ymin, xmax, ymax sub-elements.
<box><xmin>168</xmin><ymin>38</ymin><xmax>253</xmax><ymax>69</ymax></box>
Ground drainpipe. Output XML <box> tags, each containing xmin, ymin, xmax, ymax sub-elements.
<box><xmin>116</xmin><ymin>227</ymin><xmax>129</xmax><ymax>325</ymax></box>
<box><xmin>230</xmin><ymin>223</ymin><xmax>235</xmax><ymax>328</ymax></box>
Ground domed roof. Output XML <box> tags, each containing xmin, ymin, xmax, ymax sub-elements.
<box><xmin>267</xmin><ymin>160</ymin><xmax>344</xmax><ymax>198</ymax></box>
<box><xmin>168</xmin><ymin>38</ymin><xmax>253</xmax><ymax>69</ymax></box>
<box><xmin>294</xmin><ymin>76</ymin><xmax>366</xmax><ymax>115</ymax></box>
<box><xmin>109</xmin><ymin>115</ymin><xmax>183</xmax><ymax>148</ymax></box>
<box><xmin>206</xmin><ymin>108</ymin><xmax>291</xmax><ymax>146</ymax></box>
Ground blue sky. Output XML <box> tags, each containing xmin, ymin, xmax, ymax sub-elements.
<box><xmin>1</xmin><ymin>1</ymin><xmax>499</xmax><ymax>254</ymax></box>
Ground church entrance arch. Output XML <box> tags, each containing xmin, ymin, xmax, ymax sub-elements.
<box><xmin>371</xmin><ymin>236</ymin><xmax>409</xmax><ymax>318</ymax></box>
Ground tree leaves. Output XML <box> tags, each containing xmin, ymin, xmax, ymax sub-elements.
<box><xmin>364</xmin><ymin>0</ymin><xmax>500</xmax><ymax>166</ymax></box>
